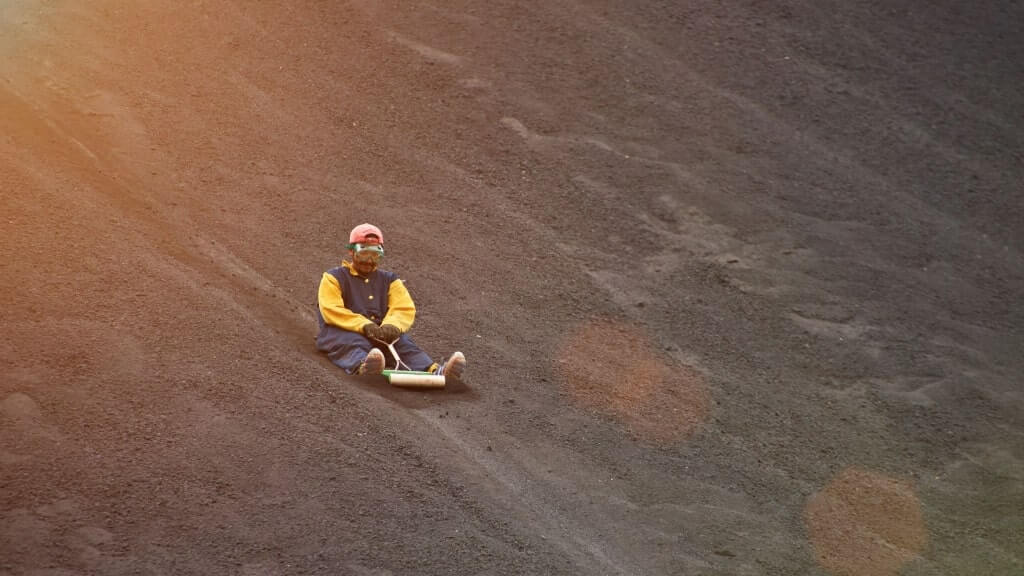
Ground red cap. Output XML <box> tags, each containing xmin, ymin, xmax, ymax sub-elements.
<box><xmin>349</xmin><ymin>223</ymin><xmax>383</xmax><ymax>245</ymax></box>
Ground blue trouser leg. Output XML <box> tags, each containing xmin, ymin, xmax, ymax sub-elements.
<box><xmin>316</xmin><ymin>325</ymin><xmax>373</xmax><ymax>374</ymax></box>
<box><xmin>389</xmin><ymin>334</ymin><xmax>434</xmax><ymax>372</ymax></box>
<box><xmin>317</xmin><ymin>326</ymin><xmax>434</xmax><ymax>374</ymax></box>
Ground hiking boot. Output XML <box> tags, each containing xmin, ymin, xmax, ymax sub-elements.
<box><xmin>439</xmin><ymin>351</ymin><xmax>466</xmax><ymax>380</ymax></box>
<box><xmin>358</xmin><ymin>348</ymin><xmax>385</xmax><ymax>375</ymax></box>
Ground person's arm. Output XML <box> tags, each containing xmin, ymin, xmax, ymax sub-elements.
<box><xmin>318</xmin><ymin>272</ymin><xmax>374</xmax><ymax>332</ymax></box>
<box><xmin>381</xmin><ymin>279</ymin><xmax>416</xmax><ymax>332</ymax></box>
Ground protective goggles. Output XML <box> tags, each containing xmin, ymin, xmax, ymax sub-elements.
<box><xmin>349</xmin><ymin>243</ymin><xmax>384</xmax><ymax>261</ymax></box>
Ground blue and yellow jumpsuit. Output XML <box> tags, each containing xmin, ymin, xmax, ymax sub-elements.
<box><xmin>316</xmin><ymin>261</ymin><xmax>436</xmax><ymax>374</ymax></box>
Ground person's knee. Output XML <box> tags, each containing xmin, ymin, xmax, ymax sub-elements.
<box><xmin>319</xmin><ymin>329</ymin><xmax>373</xmax><ymax>355</ymax></box>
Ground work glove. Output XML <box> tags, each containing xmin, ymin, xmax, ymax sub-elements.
<box><xmin>362</xmin><ymin>323</ymin><xmax>383</xmax><ymax>341</ymax></box>
<box><xmin>378</xmin><ymin>324</ymin><xmax>403</xmax><ymax>343</ymax></box>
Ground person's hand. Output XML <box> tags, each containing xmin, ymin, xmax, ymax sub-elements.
<box><xmin>362</xmin><ymin>323</ymin><xmax>383</xmax><ymax>341</ymax></box>
<box><xmin>378</xmin><ymin>324</ymin><xmax>403</xmax><ymax>343</ymax></box>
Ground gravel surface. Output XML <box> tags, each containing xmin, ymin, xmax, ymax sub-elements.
<box><xmin>2</xmin><ymin>1</ymin><xmax>1022</xmax><ymax>574</ymax></box>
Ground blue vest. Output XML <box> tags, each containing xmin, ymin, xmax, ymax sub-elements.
<box><xmin>317</xmin><ymin>266</ymin><xmax>399</xmax><ymax>330</ymax></box>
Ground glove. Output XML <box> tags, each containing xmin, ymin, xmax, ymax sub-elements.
<box><xmin>362</xmin><ymin>323</ymin><xmax>383</xmax><ymax>341</ymax></box>
<box><xmin>378</xmin><ymin>324</ymin><xmax>403</xmax><ymax>343</ymax></box>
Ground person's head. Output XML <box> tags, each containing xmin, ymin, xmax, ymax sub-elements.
<box><xmin>347</xmin><ymin>223</ymin><xmax>384</xmax><ymax>275</ymax></box>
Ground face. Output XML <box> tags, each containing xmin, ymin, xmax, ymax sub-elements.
<box><xmin>349</xmin><ymin>236</ymin><xmax>383</xmax><ymax>274</ymax></box>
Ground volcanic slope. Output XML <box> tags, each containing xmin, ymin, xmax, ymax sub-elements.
<box><xmin>2</xmin><ymin>1</ymin><xmax>1022</xmax><ymax>574</ymax></box>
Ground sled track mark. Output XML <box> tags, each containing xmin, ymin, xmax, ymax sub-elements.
<box><xmin>390</xmin><ymin>31</ymin><xmax>463</xmax><ymax>65</ymax></box>
<box><xmin>416</xmin><ymin>412</ymin><xmax>637</xmax><ymax>576</ymax></box>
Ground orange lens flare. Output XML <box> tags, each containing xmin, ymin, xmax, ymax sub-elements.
<box><xmin>805</xmin><ymin>467</ymin><xmax>927</xmax><ymax>576</ymax></box>
<box><xmin>556</xmin><ymin>320</ymin><xmax>710</xmax><ymax>444</ymax></box>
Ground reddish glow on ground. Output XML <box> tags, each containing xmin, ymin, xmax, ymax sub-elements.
<box><xmin>805</xmin><ymin>467</ymin><xmax>927</xmax><ymax>576</ymax></box>
<box><xmin>556</xmin><ymin>320</ymin><xmax>709</xmax><ymax>444</ymax></box>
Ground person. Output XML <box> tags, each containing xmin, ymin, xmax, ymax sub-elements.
<box><xmin>316</xmin><ymin>223</ymin><xmax>466</xmax><ymax>379</ymax></box>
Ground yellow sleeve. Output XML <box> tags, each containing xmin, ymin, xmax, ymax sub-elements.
<box><xmin>382</xmin><ymin>279</ymin><xmax>416</xmax><ymax>332</ymax></box>
<box><xmin>318</xmin><ymin>272</ymin><xmax>374</xmax><ymax>333</ymax></box>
